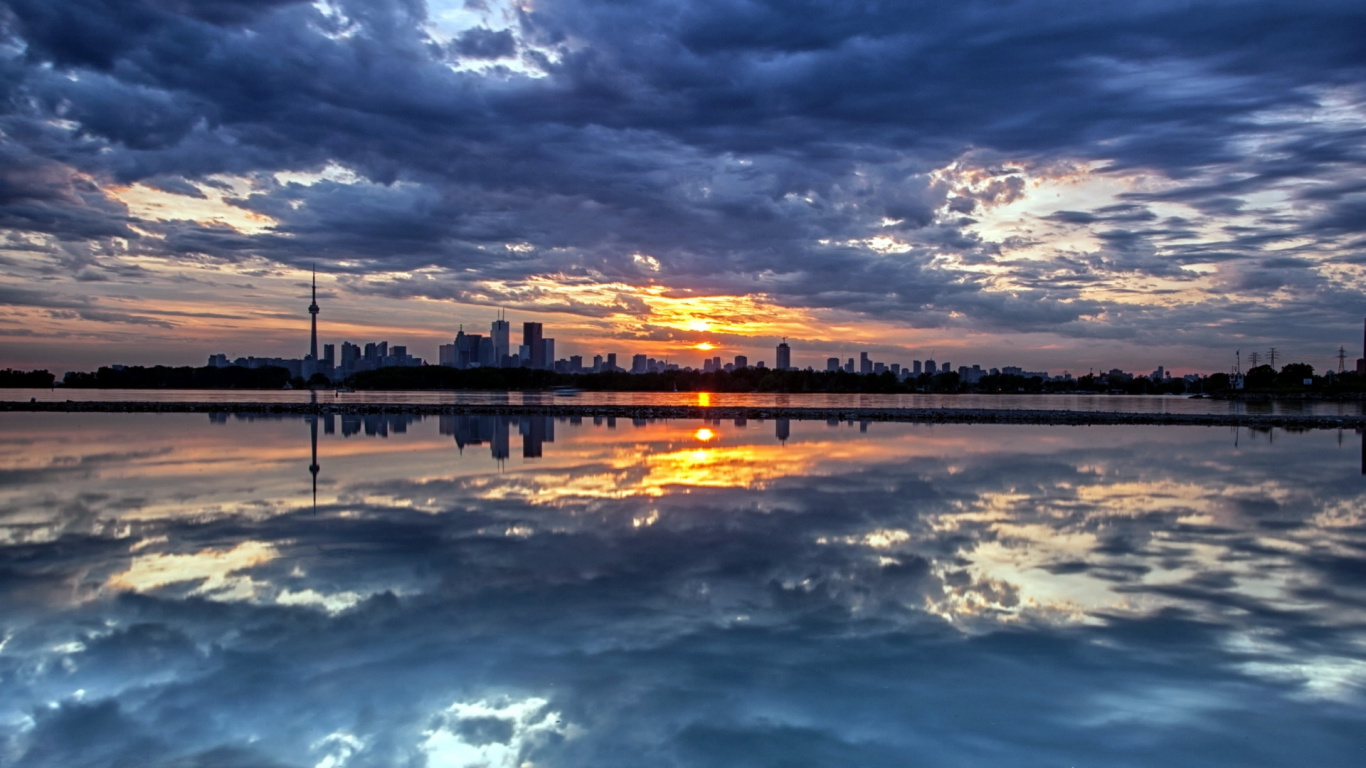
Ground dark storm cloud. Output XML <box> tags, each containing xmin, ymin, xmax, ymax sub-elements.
<box><xmin>451</xmin><ymin>26</ymin><xmax>515</xmax><ymax>59</ymax></box>
<box><xmin>1</xmin><ymin>0</ymin><xmax>1365</xmax><ymax>340</ymax></box>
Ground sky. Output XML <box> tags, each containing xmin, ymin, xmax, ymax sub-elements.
<box><xmin>2</xmin><ymin>0</ymin><xmax>1365</xmax><ymax>375</ymax></box>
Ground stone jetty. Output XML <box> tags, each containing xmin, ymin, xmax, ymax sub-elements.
<box><xmin>4</xmin><ymin>400</ymin><xmax>1364</xmax><ymax>429</ymax></box>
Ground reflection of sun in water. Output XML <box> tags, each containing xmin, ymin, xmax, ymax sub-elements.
<box><xmin>694</xmin><ymin>428</ymin><xmax>716</xmax><ymax>442</ymax></box>
<box><xmin>696</xmin><ymin>392</ymin><xmax>711</xmax><ymax>407</ymax></box>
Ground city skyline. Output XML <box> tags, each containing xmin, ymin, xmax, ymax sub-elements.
<box><xmin>2</xmin><ymin>2</ymin><xmax>1366</xmax><ymax>375</ymax></box>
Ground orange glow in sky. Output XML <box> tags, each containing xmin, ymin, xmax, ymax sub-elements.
<box><xmin>694</xmin><ymin>342</ymin><xmax>716</xmax><ymax>351</ymax></box>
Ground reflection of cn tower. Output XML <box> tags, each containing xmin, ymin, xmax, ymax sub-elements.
<box><xmin>308</xmin><ymin>414</ymin><xmax>320</xmax><ymax>512</ymax></box>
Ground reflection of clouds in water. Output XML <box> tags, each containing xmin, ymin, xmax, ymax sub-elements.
<box><xmin>1</xmin><ymin>416</ymin><xmax>1364</xmax><ymax>765</ymax></box>
<box><xmin>421</xmin><ymin>697</ymin><xmax>570</xmax><ymax>768</ymax></box>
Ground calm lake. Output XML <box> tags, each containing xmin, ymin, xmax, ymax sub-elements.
<box><xmin>1</xmin><ymin>413</ymin><xmax>1364</xmax><ymax>766</ymax></box>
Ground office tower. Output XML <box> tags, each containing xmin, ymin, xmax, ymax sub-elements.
<box><xmin>776</xmin><ymin>339</ymin><xmax>791</xmax><ymax>371</ymax></box>
<box><xmin>341</xmin><ymin>342</ymin><xmax>360</xmax><ymax>371</ymax></box>
<box><xmin>491</xmin><ymin>314</ymin><xmax>510</xmax><ymax>367</ymax></box>
<box><xmin>913</xmin><ymin>360</ymin><xmax>922</xmax><ymax>375</ymax></box>
<box><xmin>543</xmin><ymin>338</ymin><xmax>554</xmax><ymax>369</ymax></box>
<box><xmin>845</xmin><ymin>358</ymin><xmax>854</xmax><ymax>373</ymax></box>
<box><xmin>524</xmin><ymin>322</ymin><xmax>544</xmax><ymax>369</ymax></box>
<box><xmin>827</xmin><ymin>358</ymin><xmax>840</xmax><ymax>372</ymax></box>
<box><xmin>703</xmin><ymin>358</ymin><xmax>715</xmax><ymax>372</ymax></box>
<box><xmin>452</xmin><ymin>329</ymin><xmax>468</xmax><ymax>368</ymax></box>
<box><xmin>632</xmin><ymin>354</ymin><xmax>647</xmax><ymax>373</ymax></box>
<box><xmin>607</xmin><ymin>353</ymin><xmax>618</xmax><ymax>371</ymax></box>
<box><xmin>874</xmin><ymin>362</ymin><xmax>885</xmax><ymax>374</ymax></box>
<box><xmin>439</xmin><ymin>343</ymin><xmax>456</xmax><ymax>367</ymax></box>
<box><xmin>477</xmin><ymin>336</ymin><xmax>494</xmax><ymax>367</ymax></box>
<box><xmin>569</xmin><ymin>355</ymin><xmax>583</xmax><ymax>372</ymax></box>
<box><xmin>208</xmin><ymin>354</ymin><xmax>228</xmax><ymax>368</ymax></box>
<box><xmin>924</xmin><ymin>359</ymin><xmax>936</xmax><ymax>374</ymax></box>
<box><xmin>593</xmin><ymin>354</ymin><xmax>603</xmax><ymax>372</ymax></box>
<box><xmin>890</xmin><ymin>363</ymin><xmax>900</xmax><ymax>376</ymax></box>
<box><xmin>860</xmin><ymin>352</ymin><xmax>871</xmax><ymax>375</ymax></box>
<box><xmin>307</xmin><ymin>267</ymin><xmax>319</xmax><ymax>361</ymax></box>
<box><xmin>941</xmin><ymin>362</ymin><xmax>950</xmax><ymax>373</ymax></box>
<box><xmin>735</xmin><ymin>355</ymin><xmax>748</xmax><ymax>369</ymax></box>
<box><xmin>712</xmin><ymin>356</ymin><xmax>721</xmax><ymax>372</ymax></box>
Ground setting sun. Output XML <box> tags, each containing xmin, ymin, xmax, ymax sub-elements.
<box><xmin>694</xmin><ymin>342</ymin><xmax>716</xmax><ymax>351</ymax></box>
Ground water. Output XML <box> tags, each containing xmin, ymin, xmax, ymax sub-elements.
<box><xmin>1</xmin><ymin>413</ymin><xmax>1364</xmax><ymax>766</ymax></box>
<box><xmin>6</xmin><ymin>387</ymin><xmax>1365</xmax><ymax>416</ymax></box>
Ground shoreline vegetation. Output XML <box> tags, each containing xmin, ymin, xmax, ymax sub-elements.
<box><xmin>3</xmin><ymin>399</ymin><xmax>1364</xmax><ymax>429</ymax></box>
<box><xmin>10</xmin><ymin>363</ymin><xmax>1366</xmax><ymax>399</ymax></box>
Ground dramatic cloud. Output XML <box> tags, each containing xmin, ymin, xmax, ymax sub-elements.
<box><xmin>1</xmin><ymin>0</ymin><xmax>1365</xmax><ymax>370</ymax></box>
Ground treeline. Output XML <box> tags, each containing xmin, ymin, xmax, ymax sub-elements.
<box><xmin>342</xmin><ymin>366</ymin><xmax>1192</xmax><ymax>394</ymax></box>
<box><xmin>349</xmin><ymin>363</ymin><xmax>1366</xmax><ymax>395</ymax></box>
<box><xmin>61</xmin><ymin>365</ymin><xmax>293</xmax><ymax>389</ymax></box>
<box><xmin>0</xmin><ymin>368</ymin><xmax>56</xmax><ymax>387</ymax></box>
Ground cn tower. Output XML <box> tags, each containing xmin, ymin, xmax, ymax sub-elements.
<box><xmin>308</xmin><ymin>265</ymin><xmax>319</xmax><ymax>361</ymax></box>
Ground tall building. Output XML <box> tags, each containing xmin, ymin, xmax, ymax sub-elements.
<box><xmin>491</xmin><ymin>313</ymin><xmax>510</xmax><ymax>367</ymax></box>
<box><xmin>735</xmin><ymin>355</ymin><xmax>748</xmax><ymax>369</ymax></box>
<box><xmin>859</xmin><ymin>352</ymin><xmax>871</xmax><ymax>375</ymax></box>
<box><xmin>307</xmin><ymin>267</ymin><xmax>319</xmax><ymax>362</ymax></box>
<box><xmin>776</xmin><ymin>339</ymin><xmax>791</xmax><ymax>371</ymax></box>
<box><xmin>543</xmin><ymin>338</ymin><xmax>555</xmax><ymax>369</ymax></box>
<box><xmin>827</xmin><ymin>357</ymin><xmax>840</xmax><ymax>372</ymax></box>
<box><xmin>606</xmin><ymin>352</ymin><xmax>618</xmax><ymax>372</ymax></box>
<box><xmin>924</xmin><ymin>359</ymin><xmax>936</xmax><ymax>374</ymax></box>
<box><xmin>632</xmin><ymin>354</ymin><xmax>648</xmax><ymax>374</ymax></box>
<box><xmin>524</xmin><ymin>322</ymin><xmax>544</xmax><ymax>369</ymax></box>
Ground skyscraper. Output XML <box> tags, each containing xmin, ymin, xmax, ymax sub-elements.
<box><xmin>524</xmin><ymin>322</ymin><xmax>544</xmax><ymax>369</ymax></box>
<box><xmin>491</xmin><ymin>313</ymin><xmax>510</xmax><ymax>367</ymax></box>
<box><xmin>776</xmin><ymin>339</ymin><xmax>791</xmax><ymax>371</ymax></box>
<box><xmin>859</xmin><ymin>352</ymin><xmax>871</xmax><ymax>375</ymax></box>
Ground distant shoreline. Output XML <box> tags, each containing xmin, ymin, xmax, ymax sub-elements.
<box><xmin>4</xmin><ymin>400</ymin><xmax>1363</xmax><ymax>429</ymax></box>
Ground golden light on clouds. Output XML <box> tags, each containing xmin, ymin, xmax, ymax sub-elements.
<box><xmin>110</xmin><ymin>176</ymin><xmax>279</xmax><ymax>235</ymax></box>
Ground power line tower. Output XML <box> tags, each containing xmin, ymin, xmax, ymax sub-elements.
<box><xmin>1248</xmin><ymin>351</ymin><xmax>1260</xmax><ymax>368</ymax></box>
<box><xmin>1267</xmin><ymin>347</ymin><xmax>1278</xmax><ymax>369</ymax></box>
<box><xmin>1339</xmin><ymin>346</ymin><xmax>1348</xmax><ymax>374</ymax></box>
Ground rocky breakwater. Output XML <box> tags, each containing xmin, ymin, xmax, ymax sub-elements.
<box><xmin>4</xmin><ymin>400</ymin><xmax>1365</xmax><ymax>430</ymax></box>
